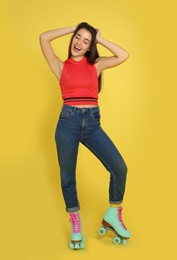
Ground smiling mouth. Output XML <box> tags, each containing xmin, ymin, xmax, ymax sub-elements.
<box><xmin>74</xmin><ymin>45</ymin><xmax>81</xmax><ymax>51</ymax></box>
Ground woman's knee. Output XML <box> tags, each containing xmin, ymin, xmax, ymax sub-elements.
<box><xmin>116</xmin><ymin>160</ymin><xmax>128</xmax><ymax>177</ymax></box>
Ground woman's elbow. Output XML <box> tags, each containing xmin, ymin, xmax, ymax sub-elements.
<box><xmin>39</xmin><ymin>33</ymin><xmax>45</xmax><ymax>42</ymax></box>
<box><xmin>124</xmin><ymin>51</ymin><xmax>129</xmax><ymax>61</ymax></box>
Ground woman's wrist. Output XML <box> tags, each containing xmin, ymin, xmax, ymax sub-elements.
<box><xmin>70</xmin><ymin>25</ymin><xmax>77</xmax><ymax>33</ymax></box>
<box><xmin>96</xmin><ymin>36</ymin><xmax>105</xmax><ymax>45</ymax></box>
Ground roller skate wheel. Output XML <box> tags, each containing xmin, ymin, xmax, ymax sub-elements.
<box><xmin>122</xmin><ymin>239</ymin><xmax>128</xmax><ymax>245</ymax></box>
<box><xmin>98</xmin><ymin>226</ymin><xmax>107</xmax><ymax>235</ymax></box>
<box><xmin>70</xmin><ymin>242</ymin><xmax>75</xmax><ymax>249</ymax></box>
<box><xmin>113</xmin><ymin>236</ymin><xmax>121</xmax><ymax>245</ymax></box>
<box><xmin>80</xmin><ymin>241</ymin><xmax>85</xmax><ymax>249</ymax></box>
<box><xmin>80</xmin><ymin>237</ymin><xmax>85</xmax><ymax>249</ymax></box>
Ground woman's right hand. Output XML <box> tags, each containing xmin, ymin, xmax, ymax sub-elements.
<box><xmin>95</xmin><ymin>28</ymin><xmax>101</xmax><ymax>44</ymax></box>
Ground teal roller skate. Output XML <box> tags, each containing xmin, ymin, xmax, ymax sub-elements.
<box><xmin>69</xmin><ymin>212</ymin><xmax>85</xmax><ymax>250</ymax></box>
<box><xmin>98</xmin><ymin>206</ymin><xmax>130</xmax><ymax>245</ymax></box>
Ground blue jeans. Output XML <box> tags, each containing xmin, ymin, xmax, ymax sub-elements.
<box><xmin>55</xmin><ymin>105</ymin><xmax>127</xmax><ymax>213</ymax></box>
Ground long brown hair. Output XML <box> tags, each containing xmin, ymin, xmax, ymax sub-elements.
<box><xmin>68</xmin><ymin>22</ymin><xmax>102</xmax><ymax>92</ymax></box>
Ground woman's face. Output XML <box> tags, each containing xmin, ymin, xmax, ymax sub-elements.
<box><xmin>71</xmin><ymin>28</ymin><xmax>92</xmax><ymax>60</ymax></box>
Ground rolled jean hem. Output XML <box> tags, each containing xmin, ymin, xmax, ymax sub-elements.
<box><xmin>66</xmin><ymin>206</ymin><xmax>80</xmax><ymax>213</ymax></box>
<box><xmin>110</xmin><ymin>200</ymin><xmax>122</xmax><ymax>205</ymax></box>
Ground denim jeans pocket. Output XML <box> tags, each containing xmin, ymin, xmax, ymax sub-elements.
<box><xmin>90</xmin><ymin>110</ymin><xmax>101</xmax><ymax>122</ymax></box>
<box><xmin>59</xmin><ymin>108</ymin><xmax>75</xmax><ymax>119</ymax></box>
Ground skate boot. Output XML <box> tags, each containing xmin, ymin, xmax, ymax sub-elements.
<box><xmin>69</xmin><ymin>212</ymin><xmax>85</xmax><ymax>249</ymax></box>
<box><xmin>98</xmin><ymin>206</ymin><xmax>130</xmax><ymax>245</ymax></box>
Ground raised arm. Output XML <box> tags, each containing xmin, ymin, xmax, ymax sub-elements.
<box><xmin>39</xmin><ymin>26</ymin><xmax>76</xmax><ymax>79</ymax></box>
<box><xmin>95</xmin><ymin>30</ymin><xmax>129</xmax><ymax>75</ymax></box>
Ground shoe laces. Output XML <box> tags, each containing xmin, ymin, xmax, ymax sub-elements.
<box><xmin>69</xmin><ymin>213</ymin><xmax>81</xmax><ymax>234</ymax></box>
<box><xmin>117</xmin><ymin>207</ymin><xmax>127</xmax><ymax>230</ymax></box>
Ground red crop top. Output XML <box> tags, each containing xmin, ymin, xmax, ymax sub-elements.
<box><xmin>59</xmin><ymin>57</ymin><xmax>98</xmax><ymax>106</ymax></box>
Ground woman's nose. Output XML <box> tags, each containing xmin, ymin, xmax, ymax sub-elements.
<box><xmin>77</xmin><ymin>39</ymin><xmax>81</xmax><ymax>45</ymax></box>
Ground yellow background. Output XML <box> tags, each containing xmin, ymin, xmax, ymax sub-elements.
<box><xmin>0</xmin><ymin>0</ymin><xmax>177</xmax><ymax>259</ymax></box>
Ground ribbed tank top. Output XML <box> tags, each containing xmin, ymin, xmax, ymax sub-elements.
<box><xmin>59</xmin><ymin>57</ymin><xmax>98</xmax><ymax>106</ymax></box>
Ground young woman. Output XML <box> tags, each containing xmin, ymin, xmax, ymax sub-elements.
<box><xmin>39</xmin><ymin>22</ymin><xmax>130</xmax><ymax>249</ymax></box>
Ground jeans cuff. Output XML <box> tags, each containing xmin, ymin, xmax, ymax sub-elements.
<box><xmin>110</xmin><ymin>200</ymin><xmax>122</xmax><ymax>205</ymax></box>
<box><xmin>66</xmin><ymin>206</ymin><xmax>80</xmax><ymax>213</ymax></box>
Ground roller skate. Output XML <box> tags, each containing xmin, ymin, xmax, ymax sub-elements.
<box><xmin>98</xmin><ymin>206</ymin><xmax>130</xmax><ymax>245</ymax></box>
<box><xmin>69</xmin><ymin>212</ymin><xmax>85</xmax><ymax>249</ymax></box>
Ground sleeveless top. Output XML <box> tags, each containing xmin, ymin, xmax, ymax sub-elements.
<box><xmin>59</xmin><ymin>57</ymin><xmax>98</xmax><ymax>106</ymax></box>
